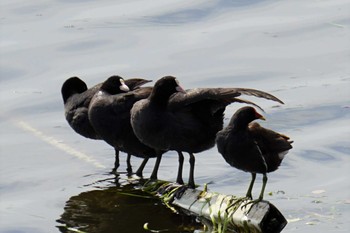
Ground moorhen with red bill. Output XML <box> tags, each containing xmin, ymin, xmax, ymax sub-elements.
<box><xmin>216</xmin><ymin>106</ymin><xmax>293</xmax><ymax>200</ymax></box>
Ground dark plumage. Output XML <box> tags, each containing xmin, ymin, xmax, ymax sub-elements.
<box><xmin>88</xmin><ymin>75</ymin><xmax>160</xmax><ymax>176</ymax></box>
<box><xmin>216</xmin><ymin>106</ymin><xmax>293</xmax><ymax>200</ymax></box>
<box><xmin>61</xmin><ymin>77</ymin><xmax>102</xmax><ymax>140</ymax></box>
<box><xmin>131</xmin><ymin>76</ymin><xmax>285</xmax><ymax>188</ymax></box>
<box><xmin>61</xmin><ymin>76</ymin><xmax>150</xmax><ymax>172</ymax></box>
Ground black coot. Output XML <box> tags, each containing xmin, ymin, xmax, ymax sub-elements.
<box><xmin>88</xmin><ymin>75</ymin><xmax>161</xmax><ymax>176</ymax></box>
<box><xmin>61</xmin><ymin>76</ymin><xmax>149</xmax><ymax>172</ymax></box>
<box><xmin>216</xmin><ymin>106</ymin><xmax>293</xmax><ymax>200</ymax></box>
<box><xmin>131</xmin><ymin>76</ymin><xmax>285</xmax><ymax>188</ymax></box>
<box><xmin>61</xmin><ymin>77</ymin><xmax>102</xmax><ymax>140</ymax></box>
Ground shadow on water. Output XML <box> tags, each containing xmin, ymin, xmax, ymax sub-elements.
<box><xmin>56</xmin><ymin>175</ymin><xmax>206</xmax><ymax>233</ymax></box>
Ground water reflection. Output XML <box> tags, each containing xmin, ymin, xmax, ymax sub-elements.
<box><xmin>57</xmin><ymin>176</ymin><xmax>205</xmax><ymax>233</ymax></box>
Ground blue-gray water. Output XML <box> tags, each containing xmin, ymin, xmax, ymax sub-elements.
<box><xmin>1</xmin><ymin>0</ymin><xmax>349</xmax><ymax>232</ymax></box>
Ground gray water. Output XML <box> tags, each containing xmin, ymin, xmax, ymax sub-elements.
<box><xmin>1</xmin><ymin>0</ymin><xmax>350</xmax><ymax>232</ymax></box>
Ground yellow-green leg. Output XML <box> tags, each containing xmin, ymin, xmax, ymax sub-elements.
<box><xmin>241</xmin><ymin>173</ymin><xmax>267</xmax><ymax>210</ymax></box>
<box><xmin>246</xmin><ymin>173</ymin><xmax>256</xmax><ymax>199</ymax></box>
<box><xmin>258</xmin><ymin>173</ymin><xmax>268</xmax><ymax>200</ymax></box>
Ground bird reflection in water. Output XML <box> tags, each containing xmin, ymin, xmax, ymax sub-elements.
<box><xmin>56</xmin><ymin>174</ymin><xmax>207</xmax><ymax>233</ymax></box>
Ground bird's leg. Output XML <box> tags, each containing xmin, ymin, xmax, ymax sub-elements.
<box><xmin>112</xmin><ymin>149</ymin><xmax>120</xmax><ymax>173</ymax></box>
<box><xmin>258</xmin><ymin>173</ymin><xmax>268</xmax><ymax>200</ymax></box>
<box><xmin>188</xmin><ymin>153</ymin><xmax>196</xmax><ymax>189</ymax></box>
<box><xmin>150</xmin><ymin>152</ymin><xmax>162</xmax><ymax>180</ymax></box>
<box><xmin>135</xmin><ymin>157</ymin><xmax>149</xmax><ymax>177</ymax></box>
<box><xmin>126</xmin><ymin>153</ymin><xmax>133</xmax><ymax>175</ymax></box>
<box><xmin>226</xmin><ymin>173</ymin><xmax>256</xmax><ymax>213</ymax></box>
<box><xmin>175</xmin><ymin>152</ymin><xmax>196</xmax><ymax>199</ymax></box>
<box><xmin>241</xmin><ymin>174</ymin><xmax>267</xmax><ymax>210</ymax></box>
<box><xmin>246</xmin><ymin>173</ymin><xmax>256</xmax><ymax>199</ymax></box>
<box><xmin>176</xmin><ymin>151</ymin><xmax>184</xmax><ymax>185</ymax></box>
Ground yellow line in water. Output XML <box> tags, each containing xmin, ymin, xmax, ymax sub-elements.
<box><xmin>14</xmin><ymin>120</ymin><xmax>106</xmax><ymax>169</ymax></box>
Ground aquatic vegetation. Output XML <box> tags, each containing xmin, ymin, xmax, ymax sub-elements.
<box><xmin>140</xmin><ymin>179</ymin><xmax>287</xmax><ymax>233</ymax></box>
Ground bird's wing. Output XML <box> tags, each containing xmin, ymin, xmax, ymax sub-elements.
<box><xmin>249</xmin><ymin>122</ymin><xmax>293</xmax><ymax>153</ymax></box>
<box><xmin>125</xmin><ymin>79</ymin><xmax>152</xmax><ymax>90</ymax></box>
<box><xmin>168</xmin><ymin>87</ymin><xmax>283</xmax><ymax>110</ymax></box>
<box><xmin>228</xmin><ymin>97</ymin><xmax>265</xmax><ymax>112</ymax></box>
<box><xmin>110</xmin><ymin>87</ymin><xmax>153</xmax><ymax>111</ymax></box>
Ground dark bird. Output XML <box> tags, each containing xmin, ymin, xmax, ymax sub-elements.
<box><xmin>88</xmin><ymin>75</ymin><xmax>161</xmax><ymax>177</ymax></box>
<box><xmin>130</xmin><ymin>76</ymin><xmax>285</xmax><ymax>188</ymax></box>
<box><xmin>216</xmin><ymin>106</ymin><xmax>293</xmax><ymax>200</ymax></box>
<box><xmin>61</xmin><ymin>76</ymin><xmax>150</xmax><ymax>173</ymax></box>
<box><xmin>61</xmin><ymin>77</ymin><xmax>101</xmax><ymax>140</ymax></box>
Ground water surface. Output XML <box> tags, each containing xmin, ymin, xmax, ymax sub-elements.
<box><xmin>1</xmin><ymin>0</ymin><xmax>349</xmax><ymax>232</ymax></box>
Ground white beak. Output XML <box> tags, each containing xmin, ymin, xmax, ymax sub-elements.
<box><xmin>176</xmin><ymin>86</ymin><xmax>186</xmax><ymax>94</ymax></box>
<box><xmin>119</xmin><ymin>79</ymin><xmax>130</xmax><ymax>92</ymax></box>
<box><xmin>120</xmin><ymin>83</ymin><xmax>130</xmax><ymax>92</ymax></box>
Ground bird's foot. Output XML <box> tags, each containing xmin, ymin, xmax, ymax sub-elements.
<box><xmin>240</xmin><ymin>198</ymin><xmax>263</xmax><ymax>210</ymax></box>
<box><xmin>225</xmin><ymin>196</ymin><xmax>251</xmax><ymax>213</ymax></box>
<box><xmin>187</xmin><ymin>181</ymin><xmax>197</xmax><ymax>190</ymax></box>
<box><xmin>111</xmin><ymin>168</ymin><xmax>118</xmax><ymax>174</ymax></box>
<box><xmin>173</xmin><ymin>185</ymin><xmax>191</xmax><ymax>200</ymax></box>
<box><xmin>126</xmin><ymin>167</ymin><xmax>133</xmax><ymax>176</ymax></box>
<box><xmin>176</xmin><ymin>177</ymin><xmax>184</xmax><ymax>185</ymax></box>
<box><xmin>135</xmin><ymin>170</ymin><xmax>143</xmax><ymax>178</ymax></box>
<box><xmin>157</xmin><ymin>182</ymin><xmax>178</xmax><ymax>195</ymax></box>
<box><xmin>134</xmin><ymin>164</ymin><xmax>144</xmax><ymax>177</ymax></box>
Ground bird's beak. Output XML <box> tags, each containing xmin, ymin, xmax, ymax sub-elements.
<box><xmin>176</xmin><ymin>85</ymin><xmax>186</xmax><ymax>94</ymax></box>
<box><xmin>174</xmin><ymin>78</ymin><xmax>186</xmax><ymax>94</ymax></box>
<box><xmin>119</xmin><ymin>79</ymin><xmax>130</xmax><ymax>92</ymax></box>
<box><xmin>255</xmin><ymin>111</ymin><xmax>266</xmax><ymax>121</ymax></box>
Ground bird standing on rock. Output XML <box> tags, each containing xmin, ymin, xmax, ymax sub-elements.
<box><xmin>131</xmin><ymin>76</ymin><xmax>285</xmax><ymax>189</ymax></box>
<box><xmin>216</xmin><ymin>106</ymin><xmax>293</xmax><ymax>201</ymax></box>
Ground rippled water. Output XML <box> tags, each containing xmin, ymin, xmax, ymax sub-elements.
<box><xmin>1</xmin><ymin>0</ymin><xmax>349</xmax><ymax>232</ymax></box>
